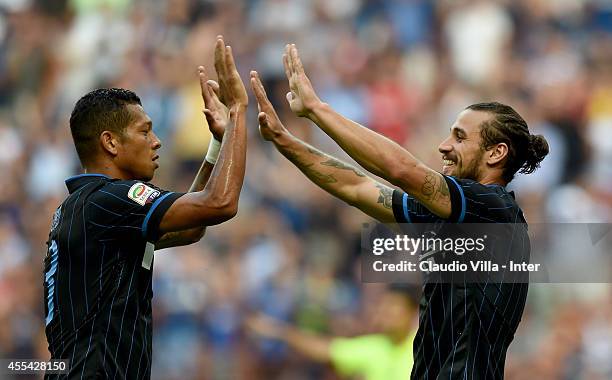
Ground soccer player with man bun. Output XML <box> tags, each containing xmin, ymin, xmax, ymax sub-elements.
<box><xmin>43</xmin><ymin>36</ymin><xmax>247</xmax><ymax>379</ymax></box>
<box><xmin>250</xmin><ymin>44</ymin><xmax>549</xmax><ymax>379</ymax></box>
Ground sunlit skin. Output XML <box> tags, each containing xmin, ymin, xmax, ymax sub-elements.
<box><xmin>437</xmin><ymin>109</ymin><xmax>507</xmax><ymax>185</ymax></box>
<box><xmin>88</xmin><ymin>103</ymin><xmax>162</xmax><ymax>182</ymax></box>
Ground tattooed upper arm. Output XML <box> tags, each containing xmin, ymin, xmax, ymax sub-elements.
<box><xmin>413</xmin><ymin>169</ymin><xmax>452</xmax><ymax>218</ymax></box>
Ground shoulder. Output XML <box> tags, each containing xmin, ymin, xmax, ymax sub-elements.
<box><xmin>446</xmin><ymin>177</ymin><xmax>524</xmax><ymax>223</ymax></box>
<box><xmin>88</xmin><ymin>180</ymin><xmax>167</xmax><ymax>213</ymax></box>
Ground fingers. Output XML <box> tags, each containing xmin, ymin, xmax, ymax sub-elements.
<box><xmin>285</xmin><ymin>91</ymin><xmax>296</xmax><ymax>105</ymax></box>
<box><xmin>198</xmin><ymin>66</ymin><xmax>212</xmax><ymax>106</ymax></box>
<box><xmin>224</xmin><ymin>45</ymin><xmax>241</xmax><ymax>100</ymax></box>
<box><xmin>214</xmin><ymin>36</ymin><xmax>227</xmax><ymax>79</ymax></box>
<box><xmin>285</xmin><ymin>43</ymin><xmax>300</xmax><ymax>76</ymax></box>
<box><xmin>285</xmin><ymin>44</ymin><xmax>292</xmax><ymax>75</ymax></box>
<box><xmin>213</xmin><ymin>36</ymin><xmax>247</xmax><ymax>106</ymax></box>
<box><xmin>289</xmin><ymin>44</ymin><xmax>305</xmax><ymax>76</ymax></box>
<box><xmin>214</xmin><ymin>36</ymin><xmax>228</xmax><ymax>101</ymax></box>
<box><xmin>224</xmin><ymin>45</ymin><xmax>238</xmax><ymax>75</ymax></box>
<box><xmin>249</xmin><ymin>70</ymin><xmax>272</xmax><ymax>111</ymax></box>
<box><xmin>203</xmin><ymin>108</ymin><xmax>214</xmax><ymax>125</ymax></box>
<box><xmin>285</xmin><ymin>92</ymin><xmax>294</xmax><ymax>104</ymax></box>
<box><xmin>206</xmin><ymin>80</ymin><xmax>221</xmax><ymax>98</ymax></box>
<box><xmin>258</xmin><ymin>112</ymin><xmax>269</xmax><ymax>127</ymax></box>
<box><xmin>206</xmin><ymin>79</ymin><xmax>225</xmax><ymax>108</ymax></box>
<box><xmin>283</xmin><ymin>53</ymin><xmax>291</xmax><ymax>81</ymax></box>
<box><xmin>206</xmin><ymin>82</ymin><xmax>223</xmax><ymax>107</ymax></box>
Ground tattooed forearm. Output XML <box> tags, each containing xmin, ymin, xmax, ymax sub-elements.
<box><xmin>306</xmin><ymin>147</ymin><xmax>325</xmax><ymax>157</ymax></box>
<box><xmin>276</xmin><ymin>137</ymin><xmax>398</xmax><ymax>222</ymax></box>
<box><xmin>308</xmin><ymin>145</ymin><xmax>366</xmax><ymax>178</ymax></box>
<box><xmin>286</xmin><ymin>146</ymin><xmax>359</xmax><ymax>184</ymax></box>
<box><xmin>420</xmin><ymin>171</ymin><xmax>450</xmax><ymax>206</ymax></box>
<box><xmin>321</xmin><ymin>159</ymin><xmax>366</xmax><ymax>177</ymax></box>
<box><xmin>285</xmin><ymin>149</ymin><xmax>336</xmax><ymax>183</ymax></box>
<box><xmin>375</xmin><ymin>183</ymin><xmax>393</xmax><ymax>209</ymax></box>
<box><xmin>302</xmin><ymin>163</ymin><xmax>337</xmax><ymax>183</ymax></box>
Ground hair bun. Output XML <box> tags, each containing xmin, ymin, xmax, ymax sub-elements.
<box><xmin>520</xmin><ymin>134</ymin><xmax>549</xmax><ymax>174</ymax></box>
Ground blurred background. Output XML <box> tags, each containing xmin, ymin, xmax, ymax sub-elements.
<box><xmin>0</xmin><ymin>0</ymin><xmax>611</xmax><ymax>379</ymax></box>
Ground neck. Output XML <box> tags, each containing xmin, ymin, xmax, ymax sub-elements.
<box><xmin>477</xmin><ymin>172</ymin><xmax>506</xmax><ymax>186</ymax></box>
<box><xmin>83</xmin><ymin>163</ymin><xmax>128</xmax><ymax>180</ymax></box>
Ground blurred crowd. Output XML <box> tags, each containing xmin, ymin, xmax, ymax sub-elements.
<box><xmin>0</xmin><ymin>0</ymin><xmax>611</xmax><ymax>379</ymax></box>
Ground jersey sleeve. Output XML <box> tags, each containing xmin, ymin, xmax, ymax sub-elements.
<box><xmin>443</xmin><ymin>176</ymin><xmax>522</xmax><ymax>223</ymax></box>
<box><xmin>441</xmin><ymin>175</ymin><xmax>468</xmax><ymax>222</ymax></box>
<box><xmin>89</xmin><ymin>180</ymin><xmax>184</xmax><ymax>242</ymax></box>
<box><xmin>390</xmin><ymin>175</ymin><xmax>472</xmax><ymax>223</ymax></box>
<box><xmin>391</xmin><ymin>190</ymin><xmax>439</xmax><ymax>223</ymax></box>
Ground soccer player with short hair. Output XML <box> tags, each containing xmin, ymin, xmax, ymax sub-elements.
<box><xmin>250</xmin><ymin>44</ymin><xmax>549</xmax><ymax>379</ymax></box>
<box><xmin>42</xmin><ymin>37</ymin><xmax>247</xmax><ymax>379</ymax></box>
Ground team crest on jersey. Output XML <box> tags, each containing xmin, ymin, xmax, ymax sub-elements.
<box><xmin>127</xmin><ymin>183</ymin><xmax>160</xmax><ymax>206</ymax></box>
<box><xmin>50</xmin><ymin>207</ymin><xmax>61</xmax><ymax>231</ymax></box>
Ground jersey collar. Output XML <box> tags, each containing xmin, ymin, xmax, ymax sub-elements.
<box><xmin>65</xmin><ymin>173</ymin><xmax>110</xmax><ymax>194</ymax></box>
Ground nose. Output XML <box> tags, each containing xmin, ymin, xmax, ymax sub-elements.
<box><xmin>438</xmin><ymin>136</ymin><xmax>452</xmax><ymax>154</ymax></box>
<box><xmin>152</xmin><ymin>132</ymin><xmax>162</xmax><ymax>150</ymax></box>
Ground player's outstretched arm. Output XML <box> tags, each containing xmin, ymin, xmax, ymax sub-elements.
<box><xmin>155</xmin><ymin>66</ymin><xmax>227</xmax><ymax>249</ymax></box>
<box><xmin>246</xmin><ymin>314</ymin><xmax>332</xmax><ymax>363</ymax></box>
<box><xmin>158</xmin><ymin>37</ymin><xmax>247</xmax><ymax>235</ymax></box>
<box><xmin>283</xmin><ymin>44</ymin><xmax>452</xmax><ymax>219</ymax></box>
<box><xmin>250</xmin><ymin>70</ymin><xmax>395</xmax><ymax>223</ymax></box>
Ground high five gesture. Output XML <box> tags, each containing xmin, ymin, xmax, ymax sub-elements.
<box><xmin>159</xmin><ymin>36</ymin><xmax>247</xmax><ymax>232</ymax></box>
<box><xmin>283</xmin><ymin>44</ymin><xmax>322</xmax><ymax>118</ymax></box>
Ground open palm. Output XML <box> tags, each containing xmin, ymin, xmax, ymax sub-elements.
<box><xmin>284</xmin><ymin>44</ymin><xmax>321</xmax><ymax>117</ymax></box>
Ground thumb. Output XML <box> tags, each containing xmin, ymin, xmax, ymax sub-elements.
<box><xmin>203</xmin><ymin>109</ymin><xmax>215</xmax><ymax>125</ymax></box>
<box><xmin>258</xmin><ymin>112</ymin><xmax>269</xmax><ymax>127</ymax></box>
<box><xmin>207</xmin><ymin>80</ymin><xmax>221</xmax><ymax>97</ymax></box>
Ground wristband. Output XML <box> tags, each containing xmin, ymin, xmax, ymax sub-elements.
<box><xmin>205</xmin><ymin>138</ymin><xmax>221</xmax><ymax>164</ymax></box>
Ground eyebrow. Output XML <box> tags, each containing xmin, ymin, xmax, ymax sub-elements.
<box><xmin>450</xmin><ymin>127</ymin><xmax>467</xmax><ymax>137</ymax></box>
<box><xmin>137</xmin><ymin>120</ymin><xmax>153</xmax><ymax>129</ymax></box>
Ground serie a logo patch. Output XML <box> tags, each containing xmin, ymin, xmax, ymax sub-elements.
<box><xmin>127</xmin><ymin>183</ymin><xmax>160</xmax><ymax>206</ymax></box>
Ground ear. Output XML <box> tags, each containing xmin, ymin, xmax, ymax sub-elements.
<box><xmin>487</xmin><ymin>143</ymin><xmax>508</xmax><ymax>166</ymax></box>
<box><xmin>100</xmin><ymin>131</ymin><xmax>120</xmax><ymax>156</ymax></box>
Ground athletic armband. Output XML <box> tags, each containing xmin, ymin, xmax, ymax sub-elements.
<box><xmin>205</xmin><ymin>138</ymin><xmax>221</xmax><ymax>164</ymax></box>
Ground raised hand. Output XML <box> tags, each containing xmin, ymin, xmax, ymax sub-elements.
<box><xmin>250</xmin><ymin>70</ymin><xmax>288</xmax><ymax>141</ymax></box>
<box><xmin>283</xmin><ymin>44</ymin><xmax>322</xmax><ymax>117</ymax></box>
<box><xmin>199</xmin><ymin>36</ymin><xmax>248</xmax><ymax>141</ymax></box>
<box><xmin>199</xmin><ymin>66</ymin><xmax>228</xmax><ymax>141</ymax></box>
<box><xmin>214</xmin><ymin>36</ymin><xmax>248</xmax><ymax>108</ymax></box>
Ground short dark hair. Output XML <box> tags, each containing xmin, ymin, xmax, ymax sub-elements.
<box><xmin>466</xmin><ymin>102</ymin><xmax>549</xmax><ymax>183</ymax></box>
<box><xmin>69</xmin><ymin>88</ymin><xmax>142</xmax><ymax>165</ymax></box>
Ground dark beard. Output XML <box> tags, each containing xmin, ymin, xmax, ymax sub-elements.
<box><xmin>458</xmin><ymin>154</ymin><xmax>483</xmax><ymax>181</ymax></box>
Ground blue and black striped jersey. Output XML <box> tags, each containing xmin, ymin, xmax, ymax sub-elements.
<box><xmin>43</xmin><ymin>174</ymin><xmax>183</xmax><ymax>379</ymax></box>
<box><xmin>392</xmin><ymin>175</ymin><xmax>530</xmax><ymax>380</ymax></box>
